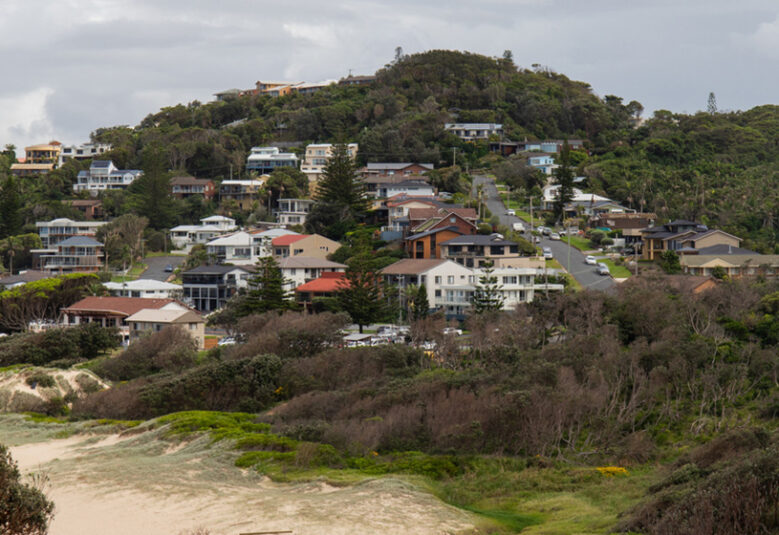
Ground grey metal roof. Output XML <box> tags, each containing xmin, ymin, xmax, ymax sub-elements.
<box><xmin>695</xmin><ymin>244</ymin><xmax>758</xmax><ymax>255</ymax></box>
<box><xmin>182</xmin><ymin>264</ymin><xmax>250</xmax><ymax>275</ymax></box>
<box><xmin>440</xmin><ymin>234</ymin><xmax>518</xmax><ymax>247</ymax></box>
<box><xmin>365</xmin><ymin>163</ymin><xmax>434</xmax><ymax>171</ymax></box>
<box><xmin>405</xmin><ymin>226</ymin><xmax>462</xmax><ymax>241</ymax></box>
<box><xmin>91</xmin><ymin>160</ymin><xmax>112</xmax><ymax>168</ymax></box>
<box><xmin>57</xmin><ymin>236</ymin><xmax>103</xmax><ymax>247</ymax></box>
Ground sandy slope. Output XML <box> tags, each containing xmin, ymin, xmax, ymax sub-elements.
<box><xmin>6</xmin><ymin>421</ymin><xmax>474</xmax><ymax>535</ymax></box>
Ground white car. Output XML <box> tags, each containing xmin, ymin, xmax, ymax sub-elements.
<box><xmin>542</xmin><ymin>247</ymin><xmax>553</xmax><ymax>259</ymax></box>
<box><xmin>585</xmin><ymin>255</ymin><xmax>597</xmax><ymax>265</ymax></box>
<box><xmin>217</xmin><ymin>336</ymin><xmax>236</xmax><ymax>346</ymax></box>
<box><xmin>443</xmin><ymin>327</ymin><xmax>463</xmax><ymax>336</ymax></box>
<box><xmin>505</xmin><ymin>209</ymin><xmax>516</xmax><ymax>216</ymax></box>
<box><xmin>550</xmin><ymin>233</ymin><xmax>561</xmax><ymax>240</ymax></box>
<box><xmin>512</xmin><ymin>222</ymin><xmax>525</xmax><ymax>232</ymax></box>
<box><xmin>596</xmin><ymin>262</ymin><xmax>610</xmax><ymax>276</ymax></box>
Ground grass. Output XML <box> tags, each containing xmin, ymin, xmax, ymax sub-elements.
<box><xmin>565</xmin><ymin>234</ymin><xmax>594</xmax><ymax>252</ymax></box>
<box><xmin>598</xmin><ymin>258</ymin><xmax>633</xmax><ymax>278</ymax></box>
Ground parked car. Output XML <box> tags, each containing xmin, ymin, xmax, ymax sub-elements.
<box><xmin>596</xmin><ymin>262</ymin><xmax>610</xmax><ymax>276</ymax></box>
<box><xmin>542</xmin><ymin>247</ymin><xmax>553</xmax><ymax>259</ymax></box>
<box><xmin>532</xmin><ymin>235</ymin><xmax>541</xmax><ymax>244</ymax></box>
<box><xmin>512</xmin><ymin>222</ymin><xmax>525</xmax><ymax>232</ymax></box>
<box><xmin>443</xmin><ymin>327</ymin><xmax>463</xmax><ymax>336</ymax></box>
<box><xmin>542</xmin><ymin>227</ymin><xmax>551</xmax><ymax>236</ymax></box>
<box><xmin>218</xmin><ymin>336</ymin><xmax>236</xmax><ymax>346</ymax></box>
<box><xmin>164</xmin><ymin>264</ymin><xmax>174</xmax><ymax>273</ymax></box>
<box><xmin>585</xmin><ymin>255</ymin><xmax>597</xmax><ymax>265</ymax></box>
<box><xmin>505</xmin><ymin>209</ymin><xmax>516</xmax><ymax>216</ymax></box>
<box><xmin>550</xmin><ymin>232</ymin><xmax>561</xmax><ymax>240</ymax></box>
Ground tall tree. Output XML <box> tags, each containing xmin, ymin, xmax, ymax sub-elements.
<box><xmin>552</xmin><ymin>140</ymin><xmax>575</xmax><ymax>222</ymax></box>
<box><xmin>406</xmin><ymin>284</ymin><xmax>430</xmax><ymax>321</ymax></box>
<box><xmin>471</xmin><ymin>261</ymin><xmax>504</xmax><ymax>314</ymax></box>
<box><xmin>128</xmin><ymin>147</ymin><xmax>178</xmax><ymax>229</ymax></box>
<box><xmin>305</xmin><ymin>143</ymin><xmax>368</xmax><ymax>240</ymax></box>
<box><xmin>240</xmin><ymin>256</ymin><xmax>296</xmax><ymax>316</ymax></box>
<box><xmin>0</xmin><ymin>175</ymin><xmax>23</xmax><ymax>240</ymax></box>
<box><xmin>337</xmin><ymin>255</ymin><xmax>393</xmax><ymax>333</ymax></box>
<box><xmin>707</xmin><ymin>92</ymin><xmax>718</xmax><ymax>114</ymax></box>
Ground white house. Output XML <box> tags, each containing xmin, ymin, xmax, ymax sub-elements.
<box><xmin>541</xmin><ymin>185</ymin><xmax>611</xmax><ymax>211</ymax></box>
<box><xmin>275</xmin><ymin>198</ymin><xmax>314</xmax><ymax>226</ymax></box>
<box><xmin>169</xmin><ymin>215</ymin><xmax>237</xmax><ymax>250</ymax></box>
<box><xmin>251</xmin><ymin>228</ymin><xmax>300</xmax><ymax>259</ymax></box>
<box><xmin>206</xmin><ymin>231</ymin><xmax>254</xmax><ymax>265</ymax></box>
<box><xmin>246</xmin><ymin>146</ymin><xmax>299</xmax><ymax>174</ymax></box>
<box><xmin>381</xmin><ymin>180</ymin><xmax>436</xmax><ymax>199</ymax></box>
<box><xmin>36</xmin><ymin>218</ymin><xmax>106</xmax><ymax>248</ymax></box>
<box><xmin>528</xmin><ymin>154</ymin><xmax>558</xmax><ymax>175</ymax></box>
<box><xmin>73</xmin><ymin>160</ymin><xmax>142</xmax><ymax>193</ymax></box>
<box><xmin>103</xmin><ymin>279</ymin><xmax>183</xmax><ymax>299</ymax></box>
<box><xmin>58</xmin><ymin>142</ymin><xmax>112</xmax><ymax>166</ymax></box>
<box><xmin>277</xmin><ymin>256</ymin><xmax>347</xmax><ymax>290</ymax></box>
<box><xmin>380</xmin><ymin>259</ymin><xmax>473</xmax><ymax>316</ymax></box>
<box><xmin>444</xmin><ymin>123</ymin><xmax>503</xmax><ymax>141</ymax></box>
<box><xmin>301</xmin><ymin>143</ymin><xmax>358</xmax><ymax>189</ymax></box>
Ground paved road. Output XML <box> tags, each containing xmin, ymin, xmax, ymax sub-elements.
<box><xmin>141</xmin><ymin>255</ymin><xmax>185</xmax><ymax>281</ymax></box>
<box><xmin>472</xmin><ymin>175</ymin><xmax>616</xmax><ymax>291</ymax></box>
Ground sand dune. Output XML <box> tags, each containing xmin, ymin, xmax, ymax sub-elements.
<box><xmin>6</xmin><ymin>421</ymin><xmax>474</xmax><ymax>535</ymax></box>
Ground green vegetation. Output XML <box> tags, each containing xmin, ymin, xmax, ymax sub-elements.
<box><xmin>0</xmin><ymin>443</ymin><xmax>54</xmax><ymax>535</ymax></box>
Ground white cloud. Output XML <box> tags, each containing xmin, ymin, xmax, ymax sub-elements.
<box><xmin>0</xmin><ymin>88</ymin><xmax>56</xmax><ymax>154</ymax></box>
<box><xmin>738</xmin><ymin>14</ymin><xmax>779</xmax><ymax>58</ymax></box>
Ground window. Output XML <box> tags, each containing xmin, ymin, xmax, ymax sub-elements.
<box><xmin>447</xmin><ymin>275</ymin><xmax>454</xmax><ymax>284</ymax></box>
<box><xmin>434</xmin><ymin>276</ymin><xmax>441</xmax><ymax>284</ymax></box>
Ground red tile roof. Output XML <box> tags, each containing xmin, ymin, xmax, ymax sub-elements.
<box><xmin>62</xmin><ymin>297</ymin><xmax>176</xmax><ymax>317</ymax></box>
<box><xmin>295</xmin><ymin>272</ymin><xmax>348</xmax><ymax>293</ymax></box>
<box><xmin>272</xmin><ymin>234</ymin><xmax>309</xmax><ymax>246</ymax></box>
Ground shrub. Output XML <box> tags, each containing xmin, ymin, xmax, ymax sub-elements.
<box><xmin>0</xmin><ymin>324</ymin><xmax>119</xmax><ymax>367</ymax></box>
<box><xmin>0</xmin><ymin>444</ymin><xmax>55</xmax><ymax>534</ymax></box>
<box><xmin>25</xmin><ymin>373</ymin><xmax>55</xmax><ymax>389</ymax></box>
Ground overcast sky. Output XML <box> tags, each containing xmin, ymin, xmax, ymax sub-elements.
<box><xmin>1</xmin><ymin>0</ymin><xmax>777</xmax><ymax>153</ymax></box>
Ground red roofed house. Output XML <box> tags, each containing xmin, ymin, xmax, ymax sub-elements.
<box><xmin>61</xmin><ymin>296</ymin><xmax>190</xmax><ymax>344</ymax></box>
<box><xmin>271</xmin><ymin>233</ymin><xmax>341</xmax><ymax>260</ymax></box>
<box><xmin>295</xmin><ymin>271</ymin><xmax>349</xmax><ymax>310</ymax></box>
<box><xmin>408</xmin><ymin>208</ymin><xmax>478</xmax><ymax>235</ymax></box>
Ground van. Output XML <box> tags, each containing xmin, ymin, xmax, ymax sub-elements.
<box><xmin>512</xmin><ymin>222</ymin><xmax>525</xmax><ymax>232</ymax></box>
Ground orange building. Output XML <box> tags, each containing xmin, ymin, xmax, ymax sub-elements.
<box><xmin>405</xmin><ymin>227</ymin><xmax>464</xmax><ymax>260</ymax></box>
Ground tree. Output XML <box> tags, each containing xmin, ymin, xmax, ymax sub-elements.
<box><xmin>406</xmin><ymin>284</ymin><xmax>430</xmax><ymax>322</ymax></box>
<box><xmin>552</xmin><ymin>140</ymin><xmax>574</xmax><ymax>222</ymax></box>
<box><xmin>239</xmin><ymin>257</ymin><xmax>297</xmax><ymax>316</ymax></box>
<box><xmin>707</xmin><ymin>92</ymin><xmax>718</xmax><ymax>114</ymax></box>
<box><xmin>0</xmin><ymin>444</ymin><xmax>54</xmax><ymax>535</ymax></box>
<box><xmin>97</xmin><ymin>214</ymin><xmax>148</xmax><ymax>269</ymax></box>
<box><xmin>264</xmin><ymin>167</ymin><xmax>308</xmax><ymax>209</ymax></box>
<box><xmin>305</xmin><ymin>144</ymin><xmax>368</xmax><ymax>240</ymax></box>
<box><xmin>659</xmin><ymin>250</ymin><xmax>682</xmax><ymax>274</ymax></box>
<box><xmin>337</xmin><ymin>256</ymin><xmax>393</xmax><ymax>333</ymax></box>
<box><xmin>0</xmin><ymin>175</ymin><xmax>23</xmax><ymax>240</ymax></box>
<box><xmin>128</xmin><ymin>147</ymin><xmax>178</xmax><ymax>229</ymax></box>
<box><xmin>471</xmin><ymin>261</ymin><xmax>504</xmax><ymax>314</ymax></box>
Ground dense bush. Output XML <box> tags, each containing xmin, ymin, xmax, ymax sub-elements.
<box><xmin>0</xmin><ymin>323</ymin><xmax>119</xmax><ymax>367</ymax></box>
<box><xmin>0</xmin><ymin>444</ymin><xmax>54</xmax><ymax>535</ymax></box>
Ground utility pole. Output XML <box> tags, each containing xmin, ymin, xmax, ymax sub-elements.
<box><xmin>529</xmin><ymin>196</ymin><xmax>534</xmax><ymax>234</ymax></box>
<box><xmin>229</xmin><ymin>164</ymin><xmax>233</xmax><ymax>180</ymax></box>
<box><xmin>566</xmin><ymin>221</ymin><xmax>571</xmax><ymax>275</ymax></box>
<box><xmin>452</xmin><ymin>147</ymin><xmax>457</xmax><ymax>168</ymax></box>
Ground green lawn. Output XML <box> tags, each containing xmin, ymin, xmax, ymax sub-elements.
<box><xmin>109</xmin><ymin>262</ymin><xmax>148</xmax><ymax>282</ymax></box>
<box><xmin>564</xmin><ymin>234</ymin><xmax>594</xmax><ymax>252</ymax></box>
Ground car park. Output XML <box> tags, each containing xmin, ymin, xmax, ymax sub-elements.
<box><xmin>585</xmin><ymin>255</ymin><xmax>597</xmax><ymax>265</ymax></box>
<box><xmin>596</xmin><ymin>262</ymin><xmax>610</xmax><ymax>276</ymax></box>
<box><xmin>542</xmin><ymin>246</ymin><xmax>553</xmax><ymax>259</ymax></box>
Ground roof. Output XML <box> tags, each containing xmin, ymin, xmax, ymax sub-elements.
<box><xmin>56</xmin><ymin>236</ymin><xmax>103</xmax><ymax>247</ymax></box>
<box><xmin>125</xmin><ymin>308</ymin><xmax>203</xmax><ymax>324</ymax></box>
<box><xmin>201</xmin><ymin>215</ymin><xmax>235</xmax><ymax>223</ymax></box>
<box><xmin>680</xmin><ymin>254</ymin><xmax>779</xmax><ymax>268</ymax></box>
<box><xmin>63</xmin><ymin>297</ymin><xmax>177</xmax><ymax>317</ymax></box>
<box><xmin>171</xmin><ymin>176</ymin><xmax>213</xmax><ymax>186</ymax></box>
<box><xmin>103</xmin><ymin>279</ymin><xmax>182</xmax><ymax>291</ymax></box>
<box><xmin>667</xmin><ymin>220</ymin><xmax>700</xmax><ymax>227</ymax></box>
<box><xmin>91</xmin><ymin>160</ymin><xmax>112</xmax><ymax>168</ymax></box>
<box><xmin>407</xmin><ymin>207</ymin><xmax>478</xmax><ymax>221</ymax></box>
<box><xmin>695</xmin><ymin>244</ymin><xmax>758</xmax><ymax>255</ymax></box>
<box><xmin>295</xmin><ymin>272</ymin><xmax>348</xmax><ymax>293</ymax></box>
<box><xmin>365</xmin><ymin>163</ymin><xmax>434</xmax><ymax>171</ymax></box>
<box><xmin>272</xmin><ymin>234</ymin><xmax>309</xmax><ymax>246</ymax></box>
<box><xmin>684</xmin><ymin>229</ymin><xmax>742</xmax><ymax>244</ymax></box>
<box><xmin>182</xmin><ymin>264</ymin><xmax>250</xmax><ymax>275</ymax></box>
<box><xmin>67</xmin><ymin>199</ymin><xmax>102</xmax><ymax>207</ymax></box>
<box><xmin>277</xmin><ymin>257</ymin><xmax>347</xmax><ymax>269</ymax></box>
<box><xmin>445</xmin><ymin>123</ymin><xmax>503</xmax><ymax>129</ymax></box>
<box><xmin>440</xmin><ymin>234</ymin><xmax>518</xmax><ymax>247</ymax></box>
<box><xmin>250</xmin><ymin>228</ymin><xmax>300</xmax><ymax>239</ymax></box>
<box><xmin>406</xmin><ymin>226</ymin><xmax>463</xmax><ymax>241</ymax></box>
<box><xmin>387</xmin><ymin>180</ymin><xmax>435</xmax><ymax>188</ymax></box>
<box><xmin>380</xmin><ymin>259</ymin><xmax>449</xmax><ymax>275</ymax></box>
<box><xmin>11</xmin><ymin>163</ymin><xmax>55</xmax><ymax>170</ymax></box>
<box><xmin>207</xmin><ymin>231</ymin><xmax>252</xmax><ymax>246</ymax></box>
<box><xmin>0</xmin><ymin>270</ymin><xmax>50</xmax><ymax>286</ymax></box>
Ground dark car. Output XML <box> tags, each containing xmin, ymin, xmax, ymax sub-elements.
<box><xmin>164</xmin><ymin>264</ymin><xmax>174</xmax><ymax>273</ymax></box>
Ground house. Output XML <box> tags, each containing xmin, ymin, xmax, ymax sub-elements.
<box><xmin>64</xmin><ymin>199</ymin><xmax>104</xmax><ymax>220</ymax></box>
<box><xmin>439</xmin><ymin>234</ymin><xmax>523</xmax><ymax>268</ymax></box>
<box><xmin>61</xmin><ymin>297</ymin><xmax>188</xmax><ymax>343</ymax></box>
<box><xmin>527</xmin><ymin>154</ymin><xmax>557</xmax><ymax>175</ymax></box>
<box><xmin>408</xmin><ymin>208</ymin><xmax>478</xmax><ymax>234</ymax></box>
<box><xmin>104</xmin><ymin>279</ymin><xmax>183</xmax><ymax>299</ymax></box>
<box><xmin>169</xmin><ymin>215</ymin><xmax>237</xmax><ymax>250</ymax></box>
<box><xmin>219</xmin><ymin>179</ymin><xmax>265</xmax><ymax>210</ymax></box>
<box><xmin>541</xmin><ymin>185</ymin><xmax>611</xmax><ymax>211</ymax></box>
<box><xmin>58</xmin><ymin>142</ymin><xmax>111</xmax><ymax>166</ymax></box>
<box><xmin>294</xmin><ymin>272</ymin><xmax>348</xmax><ymax>308</ymax></box>
<box><xmin>385</xmin><ymin>196</ymin><xmax>448</xmax><ymax>232</ymax></box>
<box><xmin>664</xmin><ymin>275</ymin><xmax>718</xmax><ymax>295</ymax></box>
<box><xmin>363</xmin><ymin>174</ymin><xmax>429</xmax><ymax>198</ymax></box>
<box><xmin>36</xmin><ymin>218</ymin><xmax>106</xmax><ymax>248</ymax></box>
<box><xmin>10</xmin><ymin>142</ymin><xmax>62</xmax><ymax>176</ymax></box>
<box><xmin>380</xmin><ymin>259</ymin><xmax>472</xmax><ymax>316</ymax></box>
<box><xmin>246</xmin><ymin>147</ymin><xmax>299</xmax><ymax>174</ymax></box>
<box><xmin>300</xmin><ymin>143</ymin><xmax>358</xmax><ymax>191</ymax></box>
<box><xmin>250</xmin><ymin>228</ymin><xmax>300</xmax><ymax>259</ymax></box>
<box><xmin>382</xmin><ymin>179</ymin><xmax>436</xmax><ymax>198</ymax></box>
<box><xmin>525</xmin><ymin>140</ymin><xmax>586</xmax><ymax>153</ymax></box>
<box><xmin>74</xmin><ymin>160</ymin><xmax>143</xmax><ymax>193</ymax></box>
<box><xmin>589</xmin><ymin>213</ymin><xmax>657</xmax><ymax>247</ymax></box>
<box><xmin>680</xmin><ymin>255</ymin><xmax>779</xmax><ymax>278</ymax></box>
<box><xmin>170</xmin><ymin>176</ymin><xmax>216</xmax><ymax>200</ymax></box>
<box><xmin>271</xmin><ymin>234</ymin><xmax>341</xmax><ymax>259</ymax></box>
<box><xmin>360</xmin><ymin>163</ymin><xmax>434</xmax><ymax>178</ymax></box>
<box><xmin>0</xmin><ymin>270</ymin><xmax>50</xmax><ymax>289</ymax></box>
<box><xmin>213</xmin><ymin>88</ymin><xmax>243</xmax><ymax>101</ymax></box>
<box><xmin>181</xmin><ymin>264</ymin><xmax>252</xmax><ymax>312</ymax></box>
<box><xmin>276</xmin><ymin>198</ymin><xmax>314</xmax><ymax>226</ymax></box>
<box><xmin>405</xmin><ymin>227</ymin><xmax>465</xmax><ymax>260</ymax></box>
<box><xmin>444</xmin><ymin>123</ymin><xmax>503</xmax><ymax>141</ymax></box>
<box><xmin>125</xmin><ymin>308</ymin><xmax>206</xmax><ymax>349</ymax></box>
<box><xmin>206</xmin><ymin>231</ymin><xmax>254</xmax><ymax>265</ymax></box>
<box><xmin>34</xmin><ymin>236</ymin><xmax>103</xmax><ymax>274</ymax></box>
<box><xmin>338</xmin><ymin>74</ymin><xmax>376</xmax><ymax>86</ymax></box>
<box><xmin>254</xmin><ymin>80</ymin><xmax>303</xmax><ymax>97</ymax></box>
<box><xmin>640</xmin><ymin>220</ymin><xmax>742</xmax><ymax>261</ymax></box>
<box><xmin>277</xmin><ymin>257</ymin><xmax>347</xmax><ymax>290</ymax></box>
<box><xmin>293</xmin><ymin>80</ymin><xmax>338</xmax><ymax>95</ymax></box>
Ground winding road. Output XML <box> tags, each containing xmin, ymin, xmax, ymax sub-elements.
<box><xmin>472</xmin><ymin>175</ymin><xmax>616</xmax><ymax>291</ymax></box>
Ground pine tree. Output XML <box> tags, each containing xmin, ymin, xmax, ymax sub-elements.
<box><xmin>471</xmin><ymin>261</ymin><xmax>504</xmax><ymax>314</ymax></box>
<box><xmin>0</xmin><ymin>175</ymin><xmax>23</xmax><ymax>240</ymax></box>
<box><xmin>407</xmin><ymin>284</ymin><xmax>430</xmax><ymax>321</ymax></box>
<box><xmin>240</xmin><ymin>256</ymin><xmax>296</xmax><ymax>315</ymax></box>
<box><xmin>128</xmin><ymin>147</ymin><xmax>178</xmax><ymax>230</ymax></box>
<box><xmin>306</xmin><ymin>144</ymin><xmax>368</xmax><ymax>240</ymax></box>
<box><xmin>337</xmin><ymin>255</ymin><xmax>393</xmax><ymax>332</ymax></box>
<box><xmin>552</xmin><ymin>140</ymin><xmax>574</xmax><ymax>223</ymax></box>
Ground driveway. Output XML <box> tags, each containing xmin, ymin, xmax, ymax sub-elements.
<box><xmin>141</xmin><ymin>255</ymin><xmax>185</xmax><ymax>281</ymax></box>
<box><xmin>472</xmin><ymin>175</ymin><xmax>616</xmax><ymax>291</ymax></box>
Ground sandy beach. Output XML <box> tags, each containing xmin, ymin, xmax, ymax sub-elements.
<box><xmin>4</xmin><ymin>418</ymin><xmax>474</xmax><ymax>535</ymax></box>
